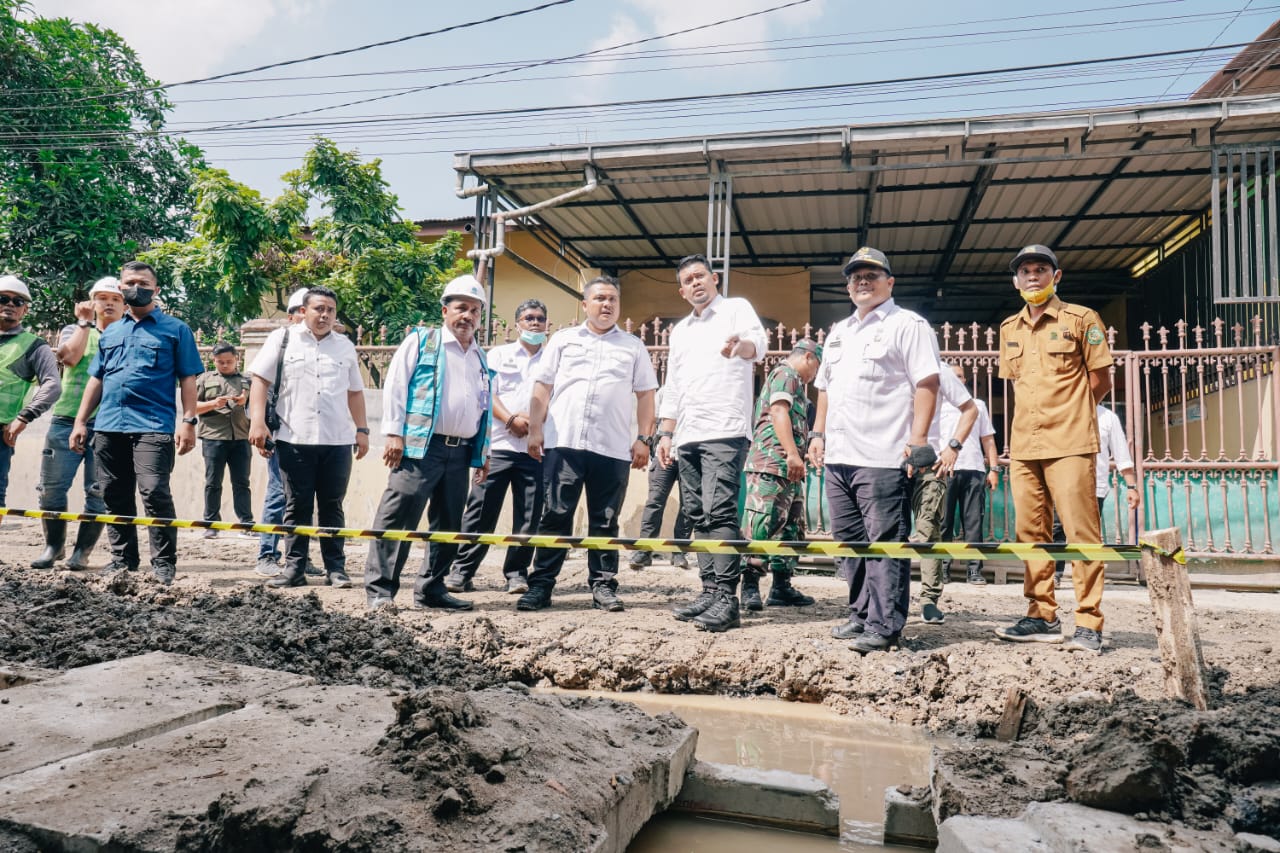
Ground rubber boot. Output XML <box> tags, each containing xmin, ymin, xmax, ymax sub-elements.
<box><xmin>740</xmin><ymin>574</ymin><xmax>763</xmax><ymax>611</ymax></box>
<box><xmin>31</xmin><ymin>520</ymin><xmax>67</xmax><ymax>569</ymax></box>
<box><xmin>65</xmin><ymin>523</ymin><xmax>103</xmax><ymax>571</ymax></box>
<box><xmin>766</xmin><ymin>572</ymin><xmax>815</xmax><ymax>607</ymax></box>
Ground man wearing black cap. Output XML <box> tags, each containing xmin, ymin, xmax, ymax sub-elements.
<box><xmin>807</xmin><ymin>247</ymin><xmax>940</xmax><ymax>654</ymax></box>
<box><xmin>195</xmin><ymin>342</ymin><xmax>254</xmax><ymax>537</ymax></box>
<box><xmin>996</xmin><ymin>245</ymin><xmax>1114</xmax><ymax>654</ymax></box>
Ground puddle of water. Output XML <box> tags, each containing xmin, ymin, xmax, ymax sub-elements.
<box><xmin>550</xmin><ymin>691</ymin><xmax>933</xmax><ymax>851</ymax></box>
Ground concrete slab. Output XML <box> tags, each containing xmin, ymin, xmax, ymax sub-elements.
<box><xmin>0</xmin><ymin>682</ymin><xmax>396</xmax><ymax>851</ymax></box>
<box><xmin>884</xmin><ymin>785</ymin><xmax>938</xmax><ymax>848</ymax></box>
<box><xmin>0</xmin><ymin>651</ymin><xmax>312</xmax><ymax>778</ymax></box>
<box><xmin>937</xmin><ymin>815</ymin><xmax>1051</xmax><ymax>852</ymax></box>
<box><xmin>1022</xmin><ymin>802</ymin><xmax>1235</xmax><ymax>852</ymax></box>
<box><xmin>672</xmin><ymin>759</ymin><xmax>840</xmax><ymax>836</ymax></box>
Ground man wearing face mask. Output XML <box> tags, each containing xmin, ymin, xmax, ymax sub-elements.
<box><xmin>445</xmin><ymin>298</ymin><xmax>547</xmax><ymax>595</ymax></box>
<box><xmin>363</xmin><ymin>275</ymin><xmax>493</xmax><ymax>612</ymax></box>
<box><xmin>71</xmin><ymin>261</ymin><xmax>203</xmax><ymax>585</ymax></box>
<box><xmin>0</xmin><ymin>275</ymin><xmax>61</xmax><ymax>510</ymax></box>
<box><xmin>996</xmin><ymin>245</ymin><xmax>1114</xmax><ymax>654</ymax></box>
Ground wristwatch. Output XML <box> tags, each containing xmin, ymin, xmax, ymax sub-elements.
<box><xmin>182</xmin><ymin>416</ymin><xmax>198</xmax><ymax>426</ymax></box>
<box><xmin>356</xmin><ymin>427</ymin><xmax>370</xmax><ymax>435</ymax></box>
<box><xmin>948</xmin><ymin>438</ymin><xmax>964</xmax><ymax>452</ymax></box>
<box><xmin>636</xmin><ymin>434</ymin><xmax>653</xmax><ymax>444</ymax></box>
<box><xmin>76</xmin><ymin>319</ymin><xmax>93</xmax><ymax>328</ymax></box>
<box><xmin>656</xmin><ymin>429</ymin><xmax>674</xmax><ymax>440</ymax></box>
<box><xmin>1126</xmin><ymin>484</ymin><xmax>1139</xmax><ymax>491</ymax></box>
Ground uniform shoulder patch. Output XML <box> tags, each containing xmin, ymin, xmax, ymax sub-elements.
<box><xmin>1086</xmin><ymin>326</ymin><xmax>1105</xmax><ymax>345</ymax></box>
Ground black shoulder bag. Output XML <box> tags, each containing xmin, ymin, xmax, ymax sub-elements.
<box><xmin>264</xmin><ymin>328</ymin><xmax>289</xmax><ymax>433</ymax></box>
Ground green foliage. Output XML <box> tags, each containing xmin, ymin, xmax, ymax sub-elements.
<box><xmin>0</xmin><ymin>0</ymin><xmax>202</xmax><ymax>333</ymax></box>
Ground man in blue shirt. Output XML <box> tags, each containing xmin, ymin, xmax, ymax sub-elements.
<box><xmin>70</xmin><ymin>261</ymin><xmax>204</xmax><ymax>585</ymax></box>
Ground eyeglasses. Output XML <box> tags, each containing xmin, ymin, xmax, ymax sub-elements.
<box><xmin>0</xmin><ymin>295</ymin><xmax>28</xmax><ymax>307</ymax></box>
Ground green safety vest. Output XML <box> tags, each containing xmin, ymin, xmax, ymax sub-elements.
<box><xmin>0</xmin><ymin>330</ymin><xmax>40</xmax><ymax>424</ymax></box>
<box><xmin>52</xmin><ymin>326</ymin><xmax>99</xmax><ymax>419</ymax></box>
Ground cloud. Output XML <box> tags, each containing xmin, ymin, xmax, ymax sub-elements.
<box><xmin>28</xmin><ymin>0</ymin><xmax>322</xmax><ymax>81</ymax></box>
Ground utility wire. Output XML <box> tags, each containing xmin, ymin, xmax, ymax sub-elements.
<box><xmin>1158</xmin><ymin>0</ymin><xmax>1257</xmax><ymax>98</ymax></box>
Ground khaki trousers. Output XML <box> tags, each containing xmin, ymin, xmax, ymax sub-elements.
<box><xmin>1010</xmin><ymin>454</ymin><xmax>1105</xmax><ymax>632</ymax></box>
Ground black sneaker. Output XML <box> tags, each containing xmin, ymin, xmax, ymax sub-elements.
<box><xmin>516</xmin><ymin>587</ymin><xmax>552</xmax><ymax>611</ymax></box>
<box><xmin>673</xmin><ymin>590</ymin><xmax>716</xmax><ymax>622</ymax></box>
<box><xmin>967</xmin><ymin>567</ymin><xmax>987</xmax><ymax>585</ymax></box>
<box><xmin>628</xmin><ymin>551</ymin><xmax>652</xmax><ymax>570</ymax></box>
<box><xmin>592</xmin><ymin>585</ymin><xmax>624</xmax><ymax>612</ymax></box>
<box><xmin>740</xmin><ymin>578</ymin><xmax>763</xmax><ymax>612</ymax></box>
<box><xmin>327</xmin><ymin>570</ymin><xmax>352</xmax><ymax>589</ymax></box>
<box><xmin>766</xmin><ymin>582</ymin><xmax>814</xmax><ymax>607</ymax></box>
<box><xmin>831</xmin><ymin>618</ymin><xmax>864</xmax><ymax>639</ymax></box>
<box><xmin>152</xmin><ymin>562</ymin><xmax>176</xmax><ymax>586</ymax></box>
<box><xmin>267</xmin><ymin>572</ymin><xmax>307</xmax><ymax>588</ymax></box>
<box><xmin>670</xmin><ymin>552</ymin><xmax>690</xmax><ymax>569</ymax></box>
<box><xmin>1064</xmin><ymin>626</ymin><xmax>1103</xmax><ymax>654</ymax></box>
<box><xmin>922</xmin><ymin>602</ymin><xmax>945</xmax><ymax>624</ymax></box>
<box><xmin>849</xmin><ymin>631</ymin><xmax>899</xmax><ymax>655</ymax></box>
<box><xmin>693</xmin><ymin>591</ymin><xmax>740</xmax><ymax>633</ymax></box>
<box><xmin>995</xmin><ymin>616</ymin><xmax>1064</xmax><ymax>644</ymax></box>
<box><xmin>303</xmin><ymin>560</ymin><xmax>323</xmax><ymax>578</ymax></box>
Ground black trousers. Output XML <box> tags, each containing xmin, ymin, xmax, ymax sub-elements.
<box><xmin>363</xmin><ymin>435</ymin><xmax>472</xmax><ymax>603</ymax></box>
<box><xmin>676</xmin><ymin>437</ymin><xmax>748</xmax><ymax>592</ymax></box>
<box><xmin>201</xmin><ymin>438</ymin><xmax>253</xmax><ymax>523</ymax></box>
<box><xmin>277</xmin><ymin>441</ymin><xmax>352</xmax><ymax>576</ymax></box>
<box><xmin>637</xmin><ymin>454</ymin><xmax>691</xmax><ymax>539</ymax></box>
<box><xmin>451</xmin><ymin>449</ymin><xmax>543</xmax><ymax>581</ymax></box>
<box><xmin>529</xmin><ymin>447</ymin><xmax>630</xmax><ymax>591</ymax></box>
<box><xmin>94</xmin><ymin>431</ymin><xmax>177</xmax><ymax>568</ymax></box>
<box><xmin>826</xmin><ymin>463</ymin><xmax>910</xmax><ymax>637</ymax></box>
<box><xmin>943</xmin><ymin>469</ymin><xmax>987</xmax><ymax>571</ymax></box>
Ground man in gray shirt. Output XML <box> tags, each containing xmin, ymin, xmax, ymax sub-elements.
<box><xmin>0</xmin><ymin>275</ymin><xmax>61</xmax><ymax>508</ymax></box>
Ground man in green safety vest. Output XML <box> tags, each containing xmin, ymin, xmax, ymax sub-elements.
<box><xmin>32</xmin><ymin>277</ymin><xmax>124</xmax><ymax>569</ymax></box>
<box><xmin>0</xmin><ymin>275</ymin><xmax>61</xmax><ymax>511</ymax></box>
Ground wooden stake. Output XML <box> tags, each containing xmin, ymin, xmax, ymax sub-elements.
<box><xmin>1140</xmin><ymin>527</ymin><xmax>1209</xmax><ymax>711</ymax></box>
<box><xmin>995</xmin><ymin>687</ymin><xmax>1029</xmax><ymax>742</ymax></box>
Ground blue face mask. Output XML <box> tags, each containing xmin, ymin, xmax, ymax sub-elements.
<box><xmin>520</xmin><ymin>330</ymin><xmax>547</xmax><ymax>345</ymax></box>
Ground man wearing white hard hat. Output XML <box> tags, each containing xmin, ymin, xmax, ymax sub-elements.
<box><xmin>0</xmin><ymin>274</ymin><xmax>61</xmax><ymax>510</ymax></box>
<box><xmin>363</xmin><ymin>274</ymin><xmax>494</xmax><ymax>612</ymax></box>
<box><xmin>32</xmin><ymin>277</ymin><xmax>124</xmax><ymax>570</ymax></box>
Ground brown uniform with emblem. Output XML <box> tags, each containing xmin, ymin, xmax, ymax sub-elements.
<box><xmin>998</xmin><ymin>295</ymin><xmax>1113</xmax><ymax>632</ymax></box>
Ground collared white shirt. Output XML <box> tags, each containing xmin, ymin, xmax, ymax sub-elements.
<box><xmin>380</xmin><ymin>326</ymin><xmax>487</xmax><ymax>439</ymax></box>
<box><xmin>249</xmin><ymin>325</ymin><xmax>363</xmax><ymax>446</ymax></box>
<box><xmin>927</xmin><ymin>365</ymin><xmax>974</xmax><ymax>451</ymax></box>
<box><xmin>488</xmin><ymin>340</ymin><xmax>543</xmax><ymax>454</ymax></box>
<box><xmin>659</xmin><ymin>294</ymin><xmax>767</xmax><ymax>447</ymax></box>
<box><xmin>940</xmin><ymin>399</ymin><xmax>995</xmax><ymax>472</ymax></box>
<box><xmin>534</xmin><ymin>323</ymin><xmax>658</xmax><ymax>461</ymax></box>
<box><xmin>1096</xmin><ymin>405</ymin><xmax>1134</xmax><ymax>497</ymax></box>
<box><xmin>815</xmin><ymin>298</ymin><xmax>940</xmax><ymax>468</ymax></box>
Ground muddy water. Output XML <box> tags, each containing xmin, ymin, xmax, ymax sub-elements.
<box><xmin>559</xmin><ymin>692</ymin><xmax>933</xmax><ymax>852</ymax></box>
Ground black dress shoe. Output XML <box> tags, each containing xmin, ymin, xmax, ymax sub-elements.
<box><xmin>849</xmin><ymin>631</ymin><xmax>900</xmax><ymax>655</ymax></box>
<box><xmin>830</xmin><ymin>619</ymin><xmax>865</xmax><ymax>639</ymax></box>
<box><xmin>267</xmin><ymin>572</ymin><xmax>306</xmax><ymax>588</ymax></box>
<box><xmin>414</xmin><ymin>592</ymin><xmax>474</xmax><ymax>611</ymax></box>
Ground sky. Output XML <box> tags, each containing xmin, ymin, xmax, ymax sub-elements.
<box><xmin>27</xmin><ymin>0</ymin><xmax>1279</xmax><ymax>220</ymax></box>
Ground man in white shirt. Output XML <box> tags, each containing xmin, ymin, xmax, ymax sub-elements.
<box><xmin>249</xmin><ymin>286</ymin><xmax>370</xmax><ymax>589</ymax></box>
<box><xmin>445</xmin><ymin>298</ymin><xmax>548</xmax><ymax>595</ymax></box>
<box><xmin>941</xmin><ymin>364</ymin><xmax>1000</xmax><ymax>586</ymax></box>
<box><xmin>807</xmin><ymin>247</ymin><xmax>940</xmax><ymax>654</ymax></box>
<box><xmin>655</xmin><ymin>254</ymin><xmax>767</xmax><ymax>633</ymax></box>
<box><xmin>362</xmin><ymin>275</ymin><xmax>493</xmax><ymax>612</ymax></box>
<box><xmin>1052</xmin><ymin>404</ymin><xmax>1140</xmax><ymax>587</ymax></box>
<box><xmin>520</xmin><ymin>276</ymin><xmax>658</xmax><ymax>613</ymax></box>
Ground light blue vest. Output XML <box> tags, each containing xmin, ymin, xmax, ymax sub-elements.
<box><xmin>403</xmin><ymin>327</ymin><xmax>492</xmax><ymax>467</ymax></box>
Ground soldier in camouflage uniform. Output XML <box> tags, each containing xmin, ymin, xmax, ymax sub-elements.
<box><xmin>740</xmin><ymin>339</ymin><xmax>823</xmax><ymax>610</ymax></box>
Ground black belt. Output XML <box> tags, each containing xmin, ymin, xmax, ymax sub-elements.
<box><xmin>434</xmin><ymin>434</ymin><xmax>473</xmax><ymax>447</ymax></box>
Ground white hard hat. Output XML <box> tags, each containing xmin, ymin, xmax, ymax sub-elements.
<box><xmin>88</xmin><ymin>276</ymin><xmax>122</xmax><ymax>297</ymax></box>
<box><xmin>439</xmin><ymin>274</ymin><xmax>487</xmax><ymax>307</ymax></box>
<box><xmin>286</xmin><ymin>287</ymin><xmax>310</xmax><ymax>313</ymax></box>
<box><xmin>0</xmin><ymin>275</ymin><xmax>32</xmax><ymax>301</ymax></box>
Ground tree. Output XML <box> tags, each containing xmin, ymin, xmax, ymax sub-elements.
<box><xmin>0</xmin><ymin>0</ymin><xmax>203</xmax><ymax>333</ymax></box>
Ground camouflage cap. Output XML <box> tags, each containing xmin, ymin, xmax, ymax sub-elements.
<box><xmin>791</xmin><ymin>338</ymin><xmax>823</xmax><ymax>360</ymax></box>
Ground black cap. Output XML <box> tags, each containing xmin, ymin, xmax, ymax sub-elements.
<box><xmin>212</xmin><ymin>342</ymin><xmax>237</xmax><ymax>356</ymax></box>
<box><xmin>842</xmin><ymin>246</ymin><xmax>892</xmax><ymax>277</ymax></box>
<box><xmin>1009</xmin><ymin>244</ymin><xmax>1059</xmax><ymax>272</ymax></box>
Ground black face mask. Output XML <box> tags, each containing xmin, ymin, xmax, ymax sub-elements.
<box><xmin>122</xmin><ymin>285</ymin><xmax>155</xmax><ymax>308</ymax></box>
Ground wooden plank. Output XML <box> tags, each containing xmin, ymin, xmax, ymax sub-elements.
<box><xmin>1140</xmin><ymin>528</ymin><xmax>1209</xmax><ymax>711</ymax></box>
<box><xmin>995</xmin><ymin>687</ymin><xmax>1029</xmax><ymax>742</ymax></box>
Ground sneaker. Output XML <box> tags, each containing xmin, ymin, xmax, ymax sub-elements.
<box><xmin>238</xmin><ymin>529</ymin><xmax>259</xmax><ymax>540</ymax></box>
<box><xmin>628</xmin><ymin>551</ymin><xmax>652</xmax><ymax>570</ymax></box>
<box><xmin>326</xmin><ymin>570</ymin><xmax>352</xmax><ymax>589</ymax></box>
<box><xmin>506</xmin><ymin>576</ymin><xmax>530</xmax><ymax>594</ymax></box>
<box><xmin>254</xmin><ymin>557</ymin><xmax>281</xmax><ymax>578</ymax></box>
<box><xmin>267</xmin><ymin>572</ymin><xmax>306</xmax><ymax>588</ymax></box>
<box><xmin>692</xmin><ymin>591</ymin><xmax>740</xmax><ymax>633</ymax></box>
<box><xmin>104</xmin><ymin>559</ymin><xmax>138</xmax><ymax>573</ymax></box>
<box><xmin>994</xmin><ymin>616</ymin><xmax>1064</xmax><ymax>644</ymax></box>
<box><xmin>152</xmin><ymin>562</ymin><xmax>177</xmax><ymax>586</ymax></box>
<box><xmin>673</xmin><ymin>590</ymin><xmax>717</xmax><ymax>622</ymax></box>
<box><xmin>740</xmin><ymin>579</ymin><xmax>763</xmax><ymax>612</ymax></box>
<box><xmin>766</xmin><ymin>581</ymin><xmax>815</xmax><ymax>607</ymax></box>
<box><xmin>516</xmin><ymin>587</ymin><xmax>552</xmax><ymax>612</ymax></box>
<box><xmin>303</xmin><ymin>560</ymin><xmax>324</xmax><ymax>578</ymax></box>
<box><xmin>592</xmin><ymin>585</ymin><xmax>624</xmax><ymax>612</ymax></box>
<box><xmin>444</xmin><ymin>573</ymin><xmax>475</xmax><ymax>593</ymax></box>
<box><xmin>368</xmin><ymin>597</ymin><xmax>397</xmax><ymax>614</ymax></box>
<box><xmin>849</xmin><ymin>631</ymin><xmax>900</xmax><ymax>655</ymax></box>
<box><xmin>966</xmin><ymin>566</ymin><xmax>987</xmax><ymax>585</ymax></box>
<box><xmin>922</xmin><ymin>602</ymin><xmax>946</xmax><ymax>624</ymax></box>
<box><xmin>202</xmin><ymin>529</ymin><xmax>218</xmax><ymax>540</ymax></box>
<box><xmin>831</xmin><ymin>619</ymin><xmax>864</xmax><ymax>639</ymax></box>
<box><xmin>670</xmin><ymin>552</ymin><xmax>690</xmax><ymax>570</ymax></box>
<box><xmin>1063</xmin><ymin>626</ymin><xmax>1103</xmax><ymax>654</ymax></box>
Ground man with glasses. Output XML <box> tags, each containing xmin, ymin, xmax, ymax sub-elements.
<box><xmin>32</xmin><ymin>277</ymin><xmax>122</xmax><ymax>570</ymax></box>
<box><xmin>0</xmin><ymin>275</ymin><xmax>61</xmax><ymax>510</ymax></box>
<box><xmin>445</xmin><ymin>298</ymin><xmax>548</xmax><ymax>595</ymax></box>
<box><xmin>807</xmin><ymin>247</ymin><xmax>940</xmax><ymax>654</ymax></box>
<box><xmin>996</xmin><ymin>245</ymin><xmax>1114</xmax><ymax>654</ymax></box>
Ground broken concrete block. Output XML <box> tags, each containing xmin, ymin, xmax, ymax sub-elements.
<box><xmin>672</xmin><ymin>759</ymin><xmax>840</xmax><ymax>836</ymax></box>
<box><xmin>1236</xmin><ymin>832</ymin><xmax>1280</xmax><ymax>853</ymax></box>
<box><xmin>936</xmin><ymin>814</ymin><xmax>1051</xmax><ymax>852</ymax></box>
<box><xmin>885</xmin><ymin>784</ymin><xmax>937</xmax><ymax>847</ymax></box>
<box><xmin>1023</xmin><ymin>802</ymin><xmax>1235</xmax><ymax>852</ymax></box>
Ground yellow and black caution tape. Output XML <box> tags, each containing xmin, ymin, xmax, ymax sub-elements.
<box><xmin>1138</xmin><ymin>538</ymin><xmax>1187</xmax><ymax>565</ymax></box>
<box><xmin>0</xmin><ymin>507</ymin><xmax>1147</xmax><ymax>562</ymax></box>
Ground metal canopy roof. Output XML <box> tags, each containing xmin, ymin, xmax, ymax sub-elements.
<box><xmin>454</xmin><ymin>96</ymin><xmax>1280</xmax><ymax>324</ymax></box>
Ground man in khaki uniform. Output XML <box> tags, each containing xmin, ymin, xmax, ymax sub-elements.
<box><xmin>996</xmin><ymin>245</ymin><xmax>1113</xmax><ymax>654</ymax></box>
<box><xmin>195</xmin><ymin>342</ymin><xmax>254</xmax><ymax>536</ymax></box>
